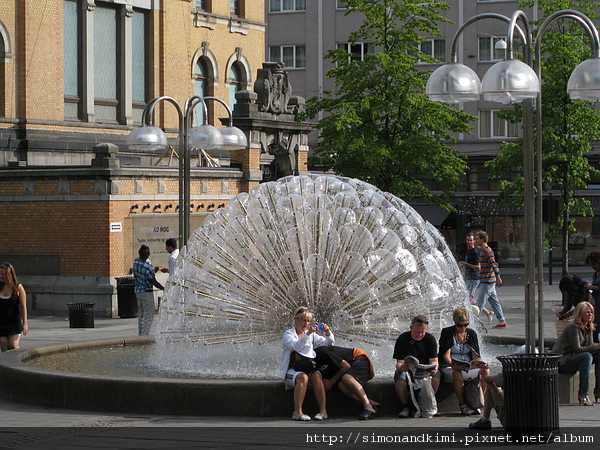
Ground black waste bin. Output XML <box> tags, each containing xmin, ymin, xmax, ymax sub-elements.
<box><xmin>497</xmin><ymin>353</ymin><xmax>561</xmax><ymax>443</ymax></box>
<box><xmin>67</xmin><ymin>302</ymin><xmax>95</xmax><ymax>328</ymax></box>
<box><xmin>115</xmin><ymin>276</ymin><xmax>138</xmax><ymax>318</ymax></box>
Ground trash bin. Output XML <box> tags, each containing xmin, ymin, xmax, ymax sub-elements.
<box><xmin>67</xmin><ymin>302</ymin><xmax>95</xmax><ymax>328</ymax></box>
<box><xmin>115</xmin><ymin>276</ymin><xmax>138</xmax><ymax>318</ymax></box>
<box><xmin>497</xmin><ymin>353</ymin><xmax>561</xmax><ymax>442</ymax></box>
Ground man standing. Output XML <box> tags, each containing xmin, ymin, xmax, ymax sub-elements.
<box><xmin>474</xmin><ymin>231</ymin><xmax>507</xmax><ymax>329</ymax></box>
<box><xmin>393</xmin><ymin>315</ymin><xmax>440</xmax><ymax>417</ymax></box>
<box><xmin>163</xmin><ymin>238</ymin><xmax>179</xmax><ymax>276</ymax></box>
<box><xmin>459</xmin><ymin>233</ymin><xmax>481</xmax><ymax>300</ymax></box>
<box><xmin>132</xmin><ymin>245</ymin><xmax>164</xmax><ymax>336</ymax></box>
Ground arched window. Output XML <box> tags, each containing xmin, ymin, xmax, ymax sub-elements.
<box><xmin>0</xmin><ymin>20</ymin><xmax>13</xmax><ymax>118</ymax></box>
<box><xmin>194</xmin><ymin>58</ymin><xmax>209</xmax><ymax>126</ymax></box>
<box><xmin>228</xmin><ymin>62</ymin><xmax>242</xmax><ymax>110</ymax></box>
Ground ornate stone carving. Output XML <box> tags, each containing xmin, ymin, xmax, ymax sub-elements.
<box><xmin>254</xmin><ymin>62</ymin><xmax>292</xmax><ymax>115</ymax></box>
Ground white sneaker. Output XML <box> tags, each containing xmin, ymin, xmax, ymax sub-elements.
<box><xmin>314</xmin><ymin>413</ymin><xmax>328</xmax><ymax>421</ymax></box>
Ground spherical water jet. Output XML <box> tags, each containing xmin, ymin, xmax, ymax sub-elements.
<box><xmin>151</xmin><ymin>175</ymin><xmax>468</xmax><ymax>377</ymax></box>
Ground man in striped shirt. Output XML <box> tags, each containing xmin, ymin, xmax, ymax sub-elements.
<box><xmin>473</xmin><ymin>231</ymin><xmax>507</xmax><ymax>329</ymax></box>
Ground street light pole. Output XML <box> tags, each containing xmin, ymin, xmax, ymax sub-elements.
<box><xmin>531</xmin><ymin>10</ymin><xmax>600</xmax><ymax>351</ymax></box>
<box><xmin>127</xmin><ymin>95</ymin><xmax>247</xmax><ymax>248</ymax></box>
<box><xmin>427</xmin><ymin>8</ymin><xmax>600</xmax><ymax>353</ymax></box>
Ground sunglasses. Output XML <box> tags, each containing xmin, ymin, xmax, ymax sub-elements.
<box><xmin>455</xmin><ymin>323</ymin><xmax>470</xmax><ymax>328</ymax></box>
<box><xmin>413</xmin><ymin>319</ymin><xmax>429</xmax><ymax>325</ymax></box>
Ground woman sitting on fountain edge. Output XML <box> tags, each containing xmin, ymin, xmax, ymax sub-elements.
<box><xmin>278</xmin><ymin>306</ymin><xmax>334</xmax><ymax>421</ymax></box>
<box><xmin>552</xmin><ymin>301</ymin><xmax>600</xmax><ymax>405</ymax></box>
<box><xmin>438</xmin><ymin>307</ymin><xmax>490</xmax><ymax>416</ymax></box>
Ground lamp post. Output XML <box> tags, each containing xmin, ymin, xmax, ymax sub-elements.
<box><xmin>126</xmin><ymin>96</ymin><xmax>247</xmax><ymax>248</ymax></box>
<box><xmin>427</xmin><ymin>9</ymin><xmax>600</xmax><ymax>352</ymax></box>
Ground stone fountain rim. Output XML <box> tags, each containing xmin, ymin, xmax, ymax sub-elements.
<box><xmin>0</xmin><ymin>335</ymin><xmax>549</xmax><ymax>417</ymax></box>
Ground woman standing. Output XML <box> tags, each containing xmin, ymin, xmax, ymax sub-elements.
<box><xmin>552</xmin><ymin>301</ymin><xmax>600</xmax><ymax>405</ymax></box>
<box><xmin>0</xmin><ymin>262</ymin><xmax>28</xmax><ymax>351</ymax></box>
<box><xmin>584</xmin><ymin>251</ymin><xmax>600</xmax><ymax>340</ymax></box>
<box><xmin>439</xmin><ymin>307</ymin><xmax>490</xmax><ymax>415</ymax></box>
<box><xmin>278</xmin><ymin>306</ymin><xmax>334</xmax><ymax>421</ymax></box>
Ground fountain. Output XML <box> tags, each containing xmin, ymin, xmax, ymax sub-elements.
<box><xmin>0</xmin><ymin>174</ymin><xmax>478</xmax><ymax>416</ymax></box>
<box><xmin>150</xmin><ymin>174</ymin><xmax>467</xmax><ymax>378</ymax></box>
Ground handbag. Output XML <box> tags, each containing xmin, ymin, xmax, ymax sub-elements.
<box><xmin>463</xmin><ymin>375</ymin><xmax>484</xmax><ymax>410</ymax></box>
<box><xmin>293</xmin><ymin>358</ymin><xmax>317</xmax><ymax>374</ymax></box>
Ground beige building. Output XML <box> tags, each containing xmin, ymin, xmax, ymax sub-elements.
<box><xmin>0</xmin><ymin>0</ymin><xmax>268</xmax><ymax>316</ymax></box>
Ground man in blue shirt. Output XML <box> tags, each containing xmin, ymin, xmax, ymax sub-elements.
<box><xmin>132</xmin><ymin>245</ymin><xmax>164</xmax><ymax>336</ymax></box>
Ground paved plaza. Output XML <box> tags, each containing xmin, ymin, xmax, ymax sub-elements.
<box><xmin>0</xmin><ymin>268</ymin><xmax>598</xmax><ymax>448</ymax></box>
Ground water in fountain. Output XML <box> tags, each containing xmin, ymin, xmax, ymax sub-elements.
<box><xmin>150</xmin><ymin>175</ymin><xmax>468</xmax><ymax>378</ymax></box>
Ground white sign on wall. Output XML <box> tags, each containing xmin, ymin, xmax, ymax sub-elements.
<box><xmin>110</xmin><ymin>222</ymin><xmax>123</xmax><ymax>232</ymax></box>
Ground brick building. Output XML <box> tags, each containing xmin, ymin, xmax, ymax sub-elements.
<box><xmin>0</xmin><ymin>1</ymin><xmax>270</xmax><ymax>316</ymax></box>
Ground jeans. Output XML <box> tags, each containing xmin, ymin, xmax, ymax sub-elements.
<box><xmin>136</xmin><ymin>291</ymin><xmax>155</xmax><ymax>336</ymax></box>
<box><xmin>465</xmin><ymin>279</ymin><xmax>479</xmax><ymax>300</ymax></box>
<box><xmin>559</xmin><ymin>351</ymin><xmax>600</xmax><ymax>396</ymax></box>
<box><xmin>474</xmin><ymin>282</ymin><xmax>505</xmax><ymax>321</ymax></box>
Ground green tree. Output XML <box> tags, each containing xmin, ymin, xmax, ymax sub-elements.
<box><xmin>487</xmin><ymin>0</ymin><xmax>600</xmax><ymax>275</ymax></box>
<box><xmin>302</xmin><ymin>0</ymin><xmax>474</xmax><ymax>210</ymax></box>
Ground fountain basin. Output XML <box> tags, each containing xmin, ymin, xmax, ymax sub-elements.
<box><xmin>0</xmin><ymin>337</ymin><xmax>440</xmax><ymax>416</ymax></box>
<box><xmin>0</xmin><ymin>337</ymin><xmax>576</xmax><ymax>417</ymax></box>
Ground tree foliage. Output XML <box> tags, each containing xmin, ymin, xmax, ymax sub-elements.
<box><xmin>302</xmin><ymin>0</ymin><xmax>475</xmax><ymax>210</ymax></box>
<box><xmin>487</xmin><ymin>0</ymin><xmax>600</xmax><ymax>270</ymax></box>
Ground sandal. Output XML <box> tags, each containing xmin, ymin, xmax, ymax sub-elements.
<box><xmin>578</xmin><ymin>396</ymin><xmax>594</xmax><ymax>406</ymax></box>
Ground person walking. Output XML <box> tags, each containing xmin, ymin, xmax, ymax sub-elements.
<box><xmin>473</xmin><ymin>231</ymin><xmax>507</xmax><ymax>329</ymax></box>
<box><xmin>132</xmin><ymin>245</ymin><xmax>164</xmax><ymax>336</ymax></box>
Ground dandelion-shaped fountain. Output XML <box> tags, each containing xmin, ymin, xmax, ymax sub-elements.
<box><xmin>152</xmin><ymin>174</ymin><xmax>467</xmax><ymax>378</ymax></box>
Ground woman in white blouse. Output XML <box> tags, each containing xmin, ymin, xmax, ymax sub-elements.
<box><xmin>278</xmin><ymin>306</ymin><xmax>334</xmax><ymax>421</ymax></box>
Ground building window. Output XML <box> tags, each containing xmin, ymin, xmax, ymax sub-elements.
<box><xmin>63</xmin><ymin>1</ymin><xmax>148</xmax><ymax>124</ymax></box>
<box><xmin>336</xmin><ymin>0</ymin><xmax>347</xmax><ymax>9</ymax></box>
<box><xmin>94</xmin><ymin>6</ymin><xmax>118</xmax><ymax>122</ymax></box>
<box><xmin>228</xmin><ymin>63</ymin><xmax>243</xmax><ymax>109</ymax></box>
<box><xmin>132</xmin><ymin>11</ymin><xmax>147</xmax><ymax>124</ymax></box>
<box><xmin>479</xmin><ymin>36</ymin><xmax>507</xmax><ymax>62</ymax></box>
<box><xmin>270</xmin><ymin>0</ymin><xmax>306</xmax><ymax>12</ymax></box>
<box><xmin>195</xmin><ymin>58</ymin><xmax>209</xmax><ymax>126</ymax></box>
<box><xmin>479</xmin><ymin>110</ymin><xmax>519</xmax><ymax>139</ymax></box>
<box><xmin>230</xmin><ymin>0</ymin><xmax>244</xmax><ymax>17</ymax></box>
<box><xmin>269</xmin><ymin>45</ymin><xmax>306</xmax><ymax>69</ymax></box>
<box><xmin>196</xmin><ymin>0</ymin><xmax>212</xmax><ymax>11</ymax></box>
<box><xmin>419</xmin><ymin>39</ymin><xmax>445</xmax><ymax>63</ymax></box>
<box><xmin>337</xmin><ymin>42</ymin><xmax>373</xmax><ymax>62</ymax></box>
<box><xmin>64</xmin><ymin>0</ymin><xmax>80</xmax><ymax>119</ymax></box>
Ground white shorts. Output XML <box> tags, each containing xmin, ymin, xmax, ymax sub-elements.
<box><xmin>283</xmin><ymin>368</ymin><xmax>322</xmax><ymax>390</ymax></box>
<box><xmin>442</xmin><ymin>366</ymin><xmax>480</xmax><ymax>382</ymax></box>
<box><xmin>283</xmin><ymin>368</ymin><xmax>305</xmax><ymax>390</ymax></box>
